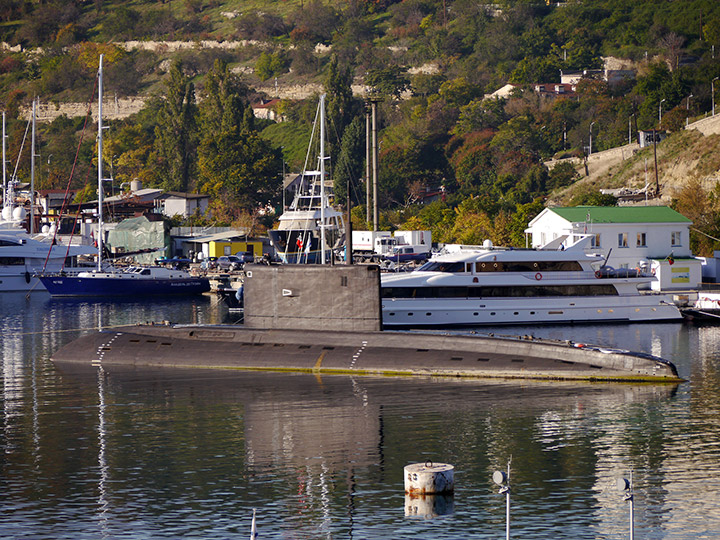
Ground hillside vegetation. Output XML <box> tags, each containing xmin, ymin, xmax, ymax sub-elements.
<box><xmin>2</xmin><ymin>0</ymin><xmax>720</xmax><ymax>253</ymax></box>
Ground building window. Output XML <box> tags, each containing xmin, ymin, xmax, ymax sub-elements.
<box><xmin>671</xmin><ymin>231</ymin><xmax>682</xmax><ymax>246</ymax></box>
<box><xmin>591</xmin><ymin>234</ymin><xmax>601</xmax><ymax>248</ymax></box>
<box><xmin>637</xmin><ymin>233</ymin><xmax>647</xmax><ymax>247</ymax></box>
<box><xmin>618</xmin><ymin>233</ymin><xmax>628</xmax><ymax>248</ymax></box>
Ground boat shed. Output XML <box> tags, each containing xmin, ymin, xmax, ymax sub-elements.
<box><xmin>526</xmin><ymin>206</ymin><xmax>701</xmax><ymax>291</ymax></box>
<box><xmin>174</xmin><ymin>230</ymin><xmax>266</xmax><ymax>260</ymax></box>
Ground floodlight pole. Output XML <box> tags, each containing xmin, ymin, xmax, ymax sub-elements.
<box><xmin>504</xmin><ymin>462</ymin><xmax>511</xmax><ymax>540</ymax></box>
<box><xmin>493</xmin><ymin>462</ymin><xmax>511</xmax><ymax>540</ymax></box>
<box><xmin>626</xmin><ymin>472</ymin><xmax>635</xmax><ymax>540</ymax></box>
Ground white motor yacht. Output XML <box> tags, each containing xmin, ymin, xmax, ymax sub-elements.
<box><xmin>381</xmin><ymin>235</ymin><xmax>682</xmax><ymax>327</ymax></box>
<box><xmin>0</xmin><ymin>227</ymin><xmax>95</xmax><ymax>292</ymax></box>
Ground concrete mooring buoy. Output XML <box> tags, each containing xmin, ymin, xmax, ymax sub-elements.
<box><xmin>404</xmin><ymin>461</ymin><xmax>455</xmax><ymax>495</ymax></box>
<box><xmin>404</xmin><ymin>493</ymin><xmax>455</xmax><ymax>518</ymax></box>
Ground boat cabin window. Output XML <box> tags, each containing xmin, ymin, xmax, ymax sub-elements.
<box><xmin>141</xmin><ymin>269</ymin><xmax>151</xmax><ymax>275</ymax></box>
<box><xmin>0</xmin><ymin>256</ymin><xmax>25</xmax><ymax>265</ymax></box>
<box><xmin>0</xmin><ymin>239</ymin><xmax>22</xmax><ymax>247</ymax></box>
<box><xmin>417</xmin><ymin>261</ymin><xmax>467</xmax><ymax>272</ymax></box>
<box><xmin>382</xmin><ymin>284</ymin><xmax>618</xmax><ymax>298</ymax></box>
<box><xmin>475</xmin><ymin>260</ymin><xmax>583</xmax><ymax>272</ymax></box>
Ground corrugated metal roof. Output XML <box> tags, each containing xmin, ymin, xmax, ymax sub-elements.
<box><xmin>181</xmin><ymin>231</ymin><xmax>249</xmax><ymax>243</ymax></box>
<box><xmin>549</xmin><ymin>206</ymin><xmax>691</xmax><ymax>224</ymax></box>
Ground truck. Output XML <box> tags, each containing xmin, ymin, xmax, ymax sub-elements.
<box><xmin>350</xmin><ymin>230</ymin><xmax>432</xmax><ymax>263</ymax></box>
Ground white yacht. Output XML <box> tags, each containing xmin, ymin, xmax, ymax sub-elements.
<box><xmin>0</xmin><ymin>145</ymin><xmax>94</xmax><ymax>291</ymax></box>
<box><xmin>381</xmin><ymin>235</ymin><xmax>682</xmax><ymax>327</ymax></box>
<box><xmin>0</xmin><ymin>220</ymin><xmax>95</xmax><ymax>292</ymax></box>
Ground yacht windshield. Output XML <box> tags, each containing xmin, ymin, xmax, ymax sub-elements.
<box><xmin>417</xmin><ymin>261</ymin><xmax>466</xmax><ymax>272</ymax></box>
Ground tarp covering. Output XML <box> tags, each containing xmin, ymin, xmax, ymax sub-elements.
<box><xmin>106</xmin><ymin>216</ymin><xmax>167</xmax><ymax>264</ymax></box>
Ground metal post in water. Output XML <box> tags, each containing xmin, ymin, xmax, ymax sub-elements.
<box><xmin>617</xmin><ymin>472</ymin><xmax>634</xmax><ymax>540</ymax></box>
<box><xmin>250</xmin><ymin>508</ymin><xmax>258</xmax><ymax>539</ymax></box>
<box><xmin>493</xmin><ymin>461</ymin><xmax>511</xmax><ymax>540</ymax></box>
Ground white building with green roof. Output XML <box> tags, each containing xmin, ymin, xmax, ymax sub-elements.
<box><xmin>526</xmin><ymin>206</ymin><xmax>700</xmax><ymax>290</ymax></box>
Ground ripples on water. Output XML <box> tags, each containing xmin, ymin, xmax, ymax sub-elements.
<box><xmin>1</xmin><ymin>293</ymin><xmax>720</xmax><ymax>539</ymax></box>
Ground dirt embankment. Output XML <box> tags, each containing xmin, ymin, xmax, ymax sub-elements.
<box><xmin>547</xmin><ymin>114</ymin><xmax>720</xmax><ymax>205</ymax></box>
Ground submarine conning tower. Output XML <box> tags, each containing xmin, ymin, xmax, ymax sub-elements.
<box><xmin>243</xmin><ymin>263</ymin><xmax>383</xmax><ymax>332</ymax></box>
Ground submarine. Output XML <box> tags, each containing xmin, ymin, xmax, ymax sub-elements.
<box><xmin>50</xmin><ymin>264</ymin><xmax>683</xmax><ymax>383</ymax></box>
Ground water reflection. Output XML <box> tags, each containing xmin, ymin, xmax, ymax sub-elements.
<box><xmin>1</xmin><ymin>296</ymin><xmax>720</xmax><ymax>538</ymax></box>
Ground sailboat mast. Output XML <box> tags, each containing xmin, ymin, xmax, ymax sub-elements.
<box><xmin>97</xmin><ymin>54</ymin><xmax>104</xmax><ymax>271</ymax></box>
<box><xmin>2</xmin><ymin>111</ymin><xmax>6</xmax><ymax>209</ymax></box>
<box><xmin>319</xmin><ymin>93</ymin><xmax>326</xmax><ymax>265</ymax></box>
<box><xmin>30</xmin><ymin>98</ymin><xmax>36</xmax><ymax>234</ymax></box>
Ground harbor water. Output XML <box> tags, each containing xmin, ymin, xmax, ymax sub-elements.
<box><xmin>1</xmin><ymin>292</ymin><xmax>720</xmax><ymax>539</ymax></box>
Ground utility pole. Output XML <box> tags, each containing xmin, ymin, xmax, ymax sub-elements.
<box><xmin>653</xmin><ymin>128</ymin><xmax>660</xmax><ymax>197</ymax></box>
<box><xmin>371</xmin><ymin>98</ymin><xmax>379</xmax><ymax>232</ymax></box>
<box><xmin>365</xmin><ymin>103</ymin><xmax>371</xmax><ymax>228</ymax></box>
<box><xmin>346</xmin><ymin>175</ymin><xmax>353</xmax><ymax>265</ymax></box>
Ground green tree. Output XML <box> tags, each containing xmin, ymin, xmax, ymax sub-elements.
<box><xmin>255</xmin><ymin>51</ymin><xmax>289</xmax><ymax>82</ymax></box>
<box><xmin>365</xmin><ymin>65</ymin><xmax>410</xmax><ymax>99</ymax></box>
<box><xmin>401</xmin><ymin>200</ymin><xmax>456</xmax><ymax>243</ymax></box>
<box><xmin>334</xmin><ymin>115</ymin><xmax>365</xmax><ymax>204</ymax></box>
<box><xmin>324</xmin><ymin>54</ymin><xmax>357</xmax><ymax>150</ymax></box>
<box><xmin>153</xmin><ymin>61</ymin><xmax>197</xmax><ymax>192</ymax></box>
<box><xmin>197</xmin><ymin>60</ymin><xmax>281</xmax><ymax>214</ymax></box>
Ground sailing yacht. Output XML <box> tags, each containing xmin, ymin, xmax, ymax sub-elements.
<box><xmin>268</xmin><ymin>94</ymin><xmax>345</xmax><ymax>264</ymax></box>
<box><xmin>38</xmin><ymin>55</ymin><xmax>209</xmax><ymax>297</ymax></box>
<box><xmin>0</xmin><ymin>110</ymin><xmax>95</xmax><ymax>292</ymax></box>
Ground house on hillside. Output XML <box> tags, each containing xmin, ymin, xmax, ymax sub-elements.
<box><xmin>253</xmin><ymin>98</ymin><xmax>284</xmax><ymax>122</ymax></box>
<box><xmin>158</xmin><ymin>192</ymin><xmax>210</xmax><ymax>218</ymax></box>
<box><xmin>533</xmin><ymin>83</ymin><xmax>576</xmax><ymax>97</ymax></box>
<box><xmin>526</xmin><ymin>206</ymin><xmax>701</xmax><ymax>291</ymax></box>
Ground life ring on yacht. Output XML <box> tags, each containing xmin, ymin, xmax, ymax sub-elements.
<box><xmin>595</xmin><ymin>270</ymin><xmax>601</xmax><ymax>278</ymax></box>
<box><xmin>535</xmin><ymin>272</ymin><xmax>542</xmax><ymax>281</ymax></box>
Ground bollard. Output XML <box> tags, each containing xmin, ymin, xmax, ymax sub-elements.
<box><xmin>404</xmin><ymin>461</ymin><xmax>455</xmax><ymax>495</ymax></box>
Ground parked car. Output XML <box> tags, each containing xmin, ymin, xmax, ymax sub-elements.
<box><xmin>217</xmin><ymin>255</ymin><xmax>242</xmax><ymax>271</ymax></box>
<box><xmin>235</xmin><ymin>251</ymin><xmax>255</xmax><ymax>264</ymax></box>
<box><xmin>155</xmin><ymin>256</ymin><xmax>191</xmax><ymax>270</ymax></box>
